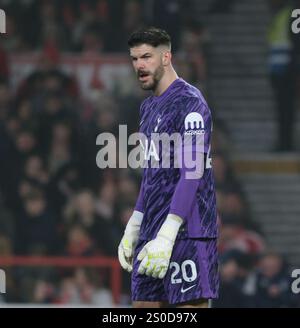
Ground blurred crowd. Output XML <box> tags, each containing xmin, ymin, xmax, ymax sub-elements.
<box><xmin>1</xmin><ymin>0</ymin><xmax>199</xmax><ymax>53</ymax></box>
<box><xmin>0</xmin><ymin>0</ymin><xmax>299</xmax><ymax>307</ymax></box>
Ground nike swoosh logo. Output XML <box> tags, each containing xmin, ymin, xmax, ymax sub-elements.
<box><xmin>181</xmin><ymin>285</ymin><xmax>196</xmax><ymax>294</ymax></box>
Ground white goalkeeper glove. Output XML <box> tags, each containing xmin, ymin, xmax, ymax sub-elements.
<box><xmin>118</xmin><ymin>210</ymin><xmax>143</xmax><ymax>273</ymax></box>
<box><xmin>137</xmin><ymin>214</ymin><xmax>183</xmax><ymax>279</ymax></box>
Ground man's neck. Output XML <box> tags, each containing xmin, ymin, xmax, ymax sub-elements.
<box><xmin>153</xmin><ymin>68</ymin><xmax>179</xmax><ymax>96</ymax></box>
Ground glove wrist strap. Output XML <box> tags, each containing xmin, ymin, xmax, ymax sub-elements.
<box><xmin>157</xmin><ymin>214</ymin><xmax>183</xmax><ymax>243</ymax></box>
<box><xmin>125</xmin><ymin>210</ymin><xmax>144</xmax><ymax>234</ymax></box>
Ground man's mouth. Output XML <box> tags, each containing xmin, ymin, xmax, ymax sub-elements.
<box><xmin>138</xmin><ymin>72</ymin><xmax>150</xmax><ymax>81</ymax></box>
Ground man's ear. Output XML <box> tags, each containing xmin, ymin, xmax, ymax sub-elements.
<box><xmin>162</xmin><ymin>51</ymin><xmax>172</xmax><ymax>66</ymax></box>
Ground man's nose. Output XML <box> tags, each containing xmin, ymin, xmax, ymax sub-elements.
<box><xmin>136</xmin><ymin>59</ymin><xmax>145</xmax><ymax>71</ymax></box>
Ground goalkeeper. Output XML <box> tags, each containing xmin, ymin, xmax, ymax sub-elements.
<box><xmin>118</xmin><ymin>27</ymin><xmax>219</xmax><ymax>308</ymax></box>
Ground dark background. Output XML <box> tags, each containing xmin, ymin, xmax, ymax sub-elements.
<box><xmin>0</xmin><ymin>0</ymin><xmax>299</xmax><ymax>307</ymax></box>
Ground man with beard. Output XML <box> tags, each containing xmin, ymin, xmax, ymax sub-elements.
<box><xmin>118</xmin><ymin>27</ymin><xmax>219</xmax><ymax>308</ymax></box>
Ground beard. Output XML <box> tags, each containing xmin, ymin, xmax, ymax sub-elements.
<box><xmin>137</xmin><ymin>63</ymin><xmax>164</xmax><ymax>91</ymax></box>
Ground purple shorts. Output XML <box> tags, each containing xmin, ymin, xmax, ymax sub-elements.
<box><xmin>131</xmin><ymin>238</ymin><xmax>219</xmax><ymax>305</ymax></box>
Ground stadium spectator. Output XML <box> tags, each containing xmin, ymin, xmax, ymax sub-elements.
<box><xmin>178</xmin><ymin>21</ymin><xmax>210</xmax><ymax>87</ymax></box>
<box><xmin>95</xmin><ymin>173</ymin><xmax>118</xmax><ymax>221</ymax></box>
<box><xmin>253</xmin><ymin>252</ymin><xmax>297</xmax><ymax>307</ymax></box>
<box><xmin>32</xmin><ymin>280</ymin><xmax>56</xmax><ymax>304</ymax></box>
<box><xmin>267</xmin><ymin>0</ymin><xmax>297</xmax><ymax>151</ymax></box>
<box><xmin>15</xmin><ymin>190</ymin><xmax>59</xmax><ymax>255</ymax></box>
<box><xmin>212</xmin><ymin>153</ymin><xmax>241</xmax><ymax>193</ymax></box>
<box><xmin>218</xmin><ymin>223</ymin><xmax>266</xmax><ymax>256</ymax></box>
<box><xmin>65</xmin><ymin>224</ymin><xmax>96</xmax><ymax>257</ymax></box>
<box><xmin>37</xmin><ymin>2</ymin><xmax>69</xmax><ymax>51</ymax></box>
<box><xmin>63</xmin><ymin>189</ymin><xmax>118</xmax><ymax>255</ymax></box>
<box><xmin>213</xmin><ymin>251</ymin><xmax>247</xmax><ymax>308</ymax></box>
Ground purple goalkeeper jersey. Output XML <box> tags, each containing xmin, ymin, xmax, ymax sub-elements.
<box><xmin>134</xmin><ymin>78</ymin><xmax>218</xmax><ymax>240</ymax></box>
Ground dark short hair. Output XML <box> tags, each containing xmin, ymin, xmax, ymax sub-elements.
<box><xmin>128</xmin><ymin>27</ymin><xmax>171</xmax><ymax>48</ymax></box>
